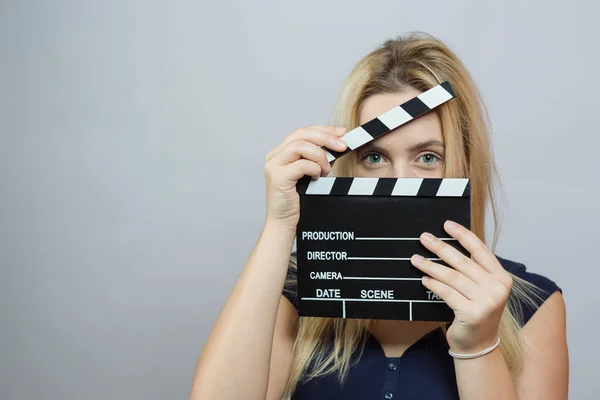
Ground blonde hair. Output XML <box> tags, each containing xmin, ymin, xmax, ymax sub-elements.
<box><xmin>283</xmin><ymin>31</ymin><xmax>547</xmax><ymax>397</ymax></box>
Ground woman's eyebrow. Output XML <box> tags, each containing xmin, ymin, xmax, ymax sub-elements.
<box><xmin>407</xmin><ymin>139</ymin><xmax>445</xmax><ymax>152</ymax></box>
<box><xmin>358</xmin><ymin>143</ymin><xmax>387</xmax><ymax>154</ymax></box>
<box><xmin>357</xmin><ymin>139</ymin><xmax>445</xmax><ymax>155</ymax></box>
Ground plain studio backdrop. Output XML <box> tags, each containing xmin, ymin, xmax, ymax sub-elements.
<box><xmin>0</xmin><ymin>1</ymin><xmax>597</xmax><ymax>399</ymax></box>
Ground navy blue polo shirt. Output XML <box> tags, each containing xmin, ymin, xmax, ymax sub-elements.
<box><xmin>282</xmin><ymin>254</ymin><xmax>562</xmax><ymax>400</ymax></box>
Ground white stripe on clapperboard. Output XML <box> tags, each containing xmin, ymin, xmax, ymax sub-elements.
<box><xmin>304</xmin><ymin>177</ymin><xmax>469</xmax><ymax>196</ymax></box>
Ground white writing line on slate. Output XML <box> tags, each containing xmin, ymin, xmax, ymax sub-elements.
<box><xmin>355</xmin><ymin>237</ymin><xmax>457</xmax><ymax>241</ymax></box>
<box><xmin>347</xmin><ymin>257</ymin><xmax>442</xmax><ymax>261</ymax></box>
<box><xmin>343</xmin><ymin>276</ymin><xmax>422</xmax><ymax>281</ymax></box>
<box><xmin>301</xmin><ymin>297</ymin><xmax>445</xmax><ymax>303</ymax></box>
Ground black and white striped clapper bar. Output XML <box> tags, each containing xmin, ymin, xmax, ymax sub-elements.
<box><xmin>323</xmin><ymin>80</ymin><xmax>456</xmax><ymax>163</ymax></box>
<box><xmin>294</xmin><ymin>81</ymin><xmax>471</xmax><ymax>322</ymax></box>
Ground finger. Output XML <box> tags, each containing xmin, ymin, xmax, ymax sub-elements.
<box><xmin>267</xmin><ymin>126</ymin><xmax>347</xmax><ymax>161</ymax></box>
<box><xmin>307</xmin><ymin>124</ymin><xmax>348</xmax><ymax>137</ymax></box>
<box><xmin>282</xmin><ymin>159</ymin><xmax>323</xmax><ymax>182</ymax></box>
<box><xmin>266</xmin><ymin>126</ymin><xmax>347</xmax><ymax>162</ymax></box>
<box><xmin>271</xmin><ymin>139</ymin><xmax>332</xmax><ymax>176</ymax></box>
<box><xmin>421</xmin><ymin>275</ymin><xmax>470</xmax><ymax>311</ymax></box>
<box><xmin>411</xmin><ymin>254</ymin><xmax>479</xmax><ymax>300</ymax></box>
<box><xmin>419</xmin><ymin>232</ymin><xmax>490</xmax><ymax>284</ymax></box>
<box><xmin>442</xmin><ymin>221</ymin><xmax>506</xmax><ymax>277</ymax></box>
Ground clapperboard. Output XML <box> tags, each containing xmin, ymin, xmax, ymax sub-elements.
<box><xmin>295</xmin><ymin>81</ymin><xmax>470</xmax><ymax>322</ymax></box>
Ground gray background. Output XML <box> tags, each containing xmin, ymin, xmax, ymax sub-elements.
<box><xmin>1</xmin><ymin>1</ymin><xmax>597</xmax><ymax>399</ymax></box>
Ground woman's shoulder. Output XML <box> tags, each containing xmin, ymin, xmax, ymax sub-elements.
<box><xmin>495</xmin><ymin>254</ymin><xmax>563</xmax><ymax>326</ymax></box>
<box><xmin>495</xmin><ymin>254</ymin><xmax>562</xmax><ymax>294</ymax></box>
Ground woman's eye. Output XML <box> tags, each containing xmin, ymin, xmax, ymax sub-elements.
<box><xmin>420</xmin><ymin>153</ymin><xmax>437</xmax><ymax>163</ymax></box>
<box><xmin>363</xmin><ymin>152</ymin><xmax>384</xmax><ymax>164</ymax></box>
<box><xmin>417</xmin><ymin>153</ymin><xmax>441</xmax><ymax>168</ymax></box>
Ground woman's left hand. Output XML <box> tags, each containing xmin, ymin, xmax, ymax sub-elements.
<box><xmin>410</xmin><ymin>220</ymin><xmax>513</xmax><ymax>354</ymax></box>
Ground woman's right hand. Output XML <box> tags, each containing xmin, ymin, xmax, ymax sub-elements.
<box><xmin>263</xmin><ymin>125</ymin><xmax>348</xmax><ymax>231</ymax></box>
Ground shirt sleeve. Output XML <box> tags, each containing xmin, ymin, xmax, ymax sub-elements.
<box><xmin>497</xmin><ymin>255</ymin><xmax>563</xmax><ymax>327</ymax></box>
<box><xmin>282</xmin><ymin>252</ymin><xmax>299</xmax><ymax>310</ymax></box>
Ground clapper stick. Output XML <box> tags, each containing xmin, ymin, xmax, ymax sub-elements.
<box><xmin>295</xmin><ymin>81</ymin><xmax>471</xmax><ymax>322</ymax></box>
<box><xmin>324</xmin><ymin>80</ymin><xmax>456</xmax><ymax>163</ymax></box>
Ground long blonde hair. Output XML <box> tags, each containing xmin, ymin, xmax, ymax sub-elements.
<box><xmin>284</xmin><ymin>31</ymin><xmax>547</xmax><ymax>397</ymax></box>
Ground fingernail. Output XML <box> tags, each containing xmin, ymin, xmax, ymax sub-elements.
<box><xmin>335</xmin><ymin>126</ymin><xmax>346</xmax><ymax>133</ymax></box>
<box><xmin>412</xmin><ymin>254</ymin><xmax>425</xmax><ymax>264</ymax></box>
<box><xmin>445</xmin><ymin>220</ymin><xmax>458</xmax><ymax>230</ymax></box>
<box><xmin>336</xmin><ymin>139</ymin><xmax>347</xmax><ymax>148</ymax></box>
<box><xmin>421</xmin><ymin>232</ymin><xmax>435</xmax><ymax>244</ymax></box>
<box><xmin>422</xmin><ymin>276</ymin><xmax>430</xmax><ymax>283</ymax></box>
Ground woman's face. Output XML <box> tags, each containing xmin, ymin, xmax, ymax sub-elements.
<box><xmin>354</xmin><ymin>88</ymin><xmax>445</xmax><ymax>179</ymax></box>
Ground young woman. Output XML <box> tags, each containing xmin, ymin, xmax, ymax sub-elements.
<box><xmin>190</xmin><ymin>32</ymin><xmax>569</xmax><ymax>400</ymax></box>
